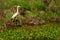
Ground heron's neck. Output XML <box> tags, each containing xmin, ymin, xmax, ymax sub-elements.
<box><xmin>17</xmin><ymin>7</ymin><xmax>19</xmax><ymax>13</ymax></box>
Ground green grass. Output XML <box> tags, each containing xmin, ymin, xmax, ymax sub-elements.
<box><xmin>0</xmin><ymin>23</ymin><xmax>60</xmax><ymax>40</ymax></box>
<box><xmin>0</xmin><ymin>0</ymin><xmax>60</xmax><ymax>40</ymax></box>
<box><xmin>0</xmin><ymin>20</ymin><xmax>4</xmax><ymax>25</ymax></box>
<box><xmin>6</xmin><ymin>12</ymin><xmax>13</xmax><ymax>20</ymax></box>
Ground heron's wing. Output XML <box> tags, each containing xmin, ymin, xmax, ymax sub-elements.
<box><xmin>11</xmin><ymin>13</ymin><xmax>18</xmax><ymax>19</ymax></box>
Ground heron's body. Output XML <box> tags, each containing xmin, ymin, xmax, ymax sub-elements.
<box><xmin>11</xmin><ymin>6</ymin><xmax>20</xmax><ymax>19</ymax></box>
<box><xmin>11</xmin><ymin>12</ymin><xmax>19</xmax><ymax>19</ymax></box>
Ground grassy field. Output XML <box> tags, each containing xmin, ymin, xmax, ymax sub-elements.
<box><xmin>0</xmin><ymin>0</ymin><xmax>60</xmax><ymax>40</ymax></box>
<box><xmin>0</xmin><ymin>23</ymin><xmax>60</xmax><ymax>40</ymax></box>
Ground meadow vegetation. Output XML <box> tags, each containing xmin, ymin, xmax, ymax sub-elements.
<box><xmin>0</xmin><ymin>0</ymin><xmax>60</xmax><ymax>40</ymax></box>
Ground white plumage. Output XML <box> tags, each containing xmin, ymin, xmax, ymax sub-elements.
<box><xmin>11</xmin><ymin>12</ymin><xmax>18</xmax><ymax>19</ymax></box>
<box><xmin>11</xmin><ymin>6</ymin><xmax>20</xmax><ymax>19</ymax></box>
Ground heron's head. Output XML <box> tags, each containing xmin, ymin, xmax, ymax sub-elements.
<box><xmin>16</xmin><ymin>5</ymin><xmax>21</xmax><ymax>13</ymax></box>
<box><xmin>17</xmin><ymin>6</ymin><xmax>21</xmax><ymax>8</ymax></box>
